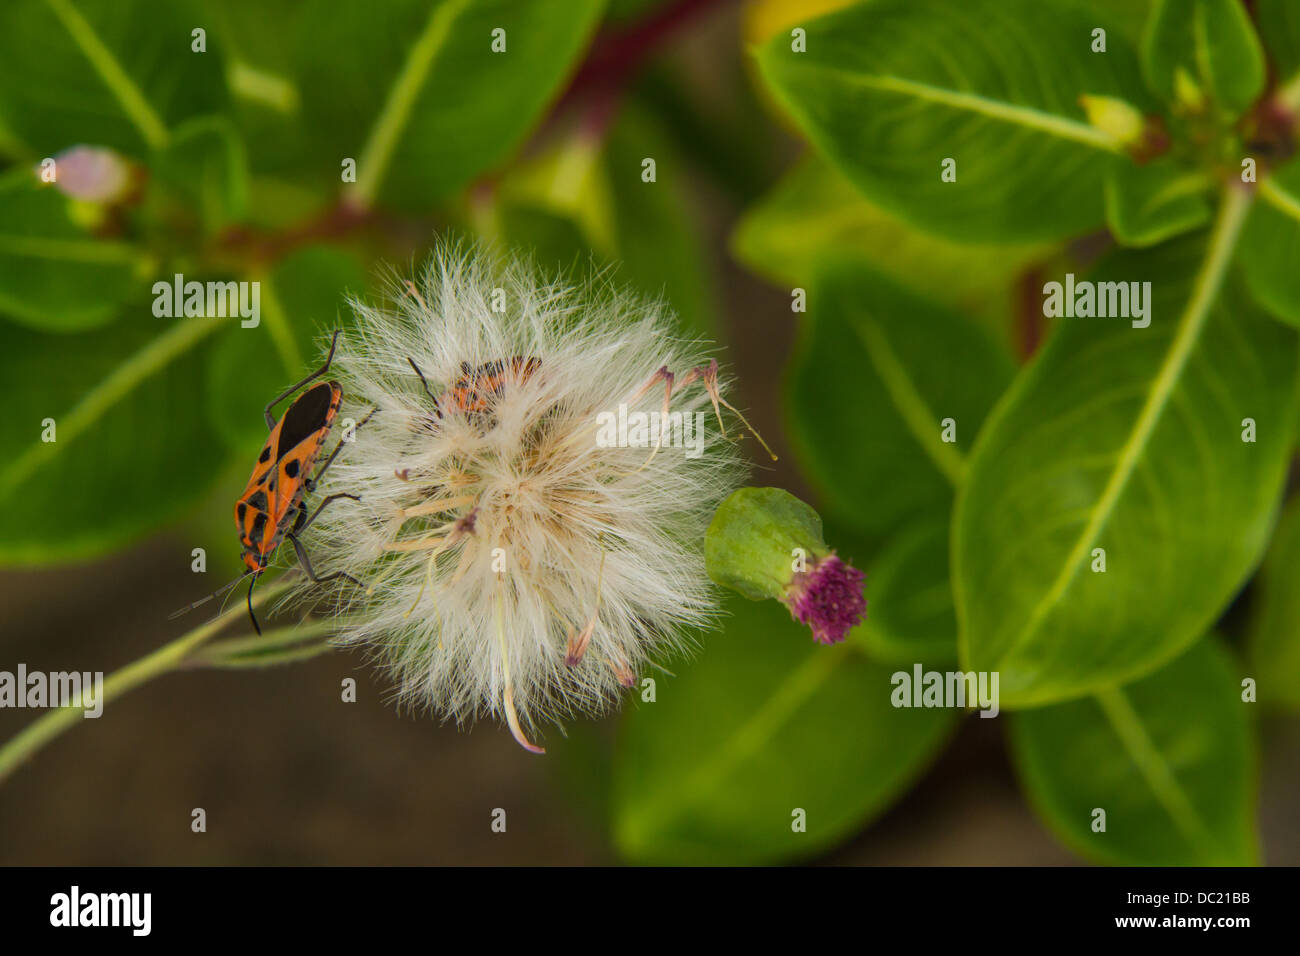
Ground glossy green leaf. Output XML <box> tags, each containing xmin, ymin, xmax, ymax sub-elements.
<box><xmin>613</xmin><ymin>594</ymin><xmax>955</xmax><ymax>865</ymax></box>
<box><xmin>1239</xmin><ymin>159</ymin><xmax>1300</xmax><ymax>328</ymax></box>
<box><xmin>296</xmin><ymin>0</ymin><xmax>606</xmax><ymax>209</ymax></box>
<box><xmin>731</xmin><ymin>156</ymin><xmax>1048</xmax><ymax>329</ymax></box>
<box><xmin>145</xmin><ymin>115</ymin><xmax>249</xmax><ymax>236</ymax></box>
<box><xmin>786</xmin><ymin>262</ymin><xmax>1014</xmax><ymax>538</ymax></box>
<box><xmin>0</xmin><ymin>0</ymin><xmax>228</xmax><ymax>156</ymax></box>
<box><xmin>1105</xmin><ymin>158</ymin><xmax>1212</xmax><ymax>247</ymax></box>
<box><xmin>0</xmin><ymin>312</ymin><xmax>229</xmax><ymax>564</ymax></box>
<box><xmin>1010</xmin><ymin>638</ymin><xmax>1257</xmax><ymax>866</ymax></box>
<box><xmin>851</xmin><ymin>519</ymin><xmax>957</xmax><ymax>666</ymax></box>
<box><xmin>0</xmin><ymin>167</ymin><xmax>149</xmax><ymax>331</ymax></box>
<box><xmin>206</xmin><ymin>247</ymin><xmax>368</xmax><ymax>456</ymax></box>
<box><xmin>955</xmin><ymin>197</ymin><xmax>1300</xmax><ymax>707</ymax></box>
<box><xmin>1247</xmin><ymin>496</ymin><xmax>1300</xmax><ymax>710</ymax></box>
<box><xmin>755</xmin><ymin>0</ymin><xmax>1148</xmax><ymax>242</ymax></box>
<box><xmin>1142</xmin><ymin>0</ymin><xmax>1265</xmax><ymax>118</ymax></box>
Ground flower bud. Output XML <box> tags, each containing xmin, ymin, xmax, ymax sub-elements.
<box><xmin>706</xmin><ymin>487</ymin><xmax>866</xmax><ymax>644</ymax></box>
<box><xmin>43</xmin><ymin>145</ymin><xmax>131</xmax><ymax>203</ymax></box>
<box><xmin>1078</xmin><ymin>94</ymin><xmax>1146</xmax><ymax>147</ymax></box>
<box><xmin>1173</xmin><ymin>68</ymin><xmax>1206</xmax><ymax>112</ymax></box>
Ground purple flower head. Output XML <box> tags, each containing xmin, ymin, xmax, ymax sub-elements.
<box><xmin>784</xmin><ymin>552</ymin><xmax>867</xmax><ymax>645</ymax></box>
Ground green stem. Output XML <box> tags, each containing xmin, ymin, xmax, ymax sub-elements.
<box><xmin>198</xmin><ymin>641</ymin><xmax>334</xmax><ymax>669</ymax></box>
<box><xmin>0</xmin><ymin>580</ymin><xmax>292</xmax><ymax>784</ymax></box>
<box><xmin>194</xmin><ymin>619</ymin><xmax>335</xmax><ymax>660</ymax></box>
<box><xmin>252</xmin><ymin>268</ymin><xmax>304</xmax><ymax>374</ymax></box>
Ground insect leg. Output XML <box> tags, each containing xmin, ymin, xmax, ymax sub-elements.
<box><xmin>407</xmin><ymin>358</ymin><xmax>443</xmax><ymax>419</ymax></box>
<box><xmin>304</xmin><ymin>405</ymin><xmax>378</xmax><ymax>492</ymax></box>
<box><xmin>286</xmin><ymin>533</ymin><xmax>362</xmax><ymax>588</ymax></box>
<box><xmin>263</xmin><ymin>329</ymin><xmax>341</xmax><ymax>429</ymax></box>
<box><xmin>294</xmin><ymin>492</ymin><xmax>361</xmax><ymax>534</ymax></box>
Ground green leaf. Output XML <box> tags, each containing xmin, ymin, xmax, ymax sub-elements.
<box><xmin>145</xmin><ymin>115</ymin><xmax>249</xmax><ymax>236</ymax></box>
<box><xmin>0</xmin><ymin>167</ymin><xmax>150</xmax><ymax>331</ymax></box>
<box><xmin>612</xmin><ymin>594</ymin><xmax>955</xmax><ymax>865</ymax></box>
<box><xmin>1087</xmin><ymin>0</ymin><xmax>1156</xmax><ymax>46</ymax></box>
<box><xmin>1257</xmin><ymin>0</ymin><xmax>1300</xmax><ymax>92</ymax></box>
<box><xmin>731</xmin><ymin>155</ymin><xmax>1049</xmax><ymax>329</ymax></box>
<box><xmin>1142</xmin><ymin>0</ymin><xmax>1265</xmax><ymax>118</ymax></box>
<box><xmin>955</xmin><ymin>193</ymin><xmax>1300</xmax><ymax>708</ymax></box>
<box><xmin>1010</xmin><ymin>638</ymin><xmax>1257</xmax><ymax>866</ymax></box>
<box><xmin>494</xmin><ymin>101</ymin><xmax>718</xmax><ymax>338</ymax></box>
<box><xmin>0</xmin><ymin>314</ymin><xmax>228</xmax><ymax>564</ymax></box>
<box><xmin>601</xmin><ymin>105</ymin><xmax>717</xmax><ymax>338</ymax></box>
<box><xmin>1239</xmin><ymin>160</ymin><xmax>1300</xmax><ymax>327</ymax></box>
<box><xmin>206</xmin><ymin>247</ymin><xmax>368</xmax><ymax>456</ymax></box>
<box><xmin>755</xmin><ymin>0</ymin><xmax>1148</xmax><ymax>242</ymax></box>
<box><xmin>1247</xmin><ymin>496</ymin><xmax>1300</xmax><ymax>710</ymax></box>
<box><xmin>1105</xmin><ymin>158</ymin><xmax>1213</xmax><ymax>247</ymax></box>
<box><xmin>0</xmin><ymin>0</ymin><xmax>228</xmax><ymax>156</ymax></box>
<box><xmin>198</xmin><ymin>0</ymin><xmax>320</xmax><ymax>182</ymax></box>
<box><xmin>786</xmin><ymin>262</ymin><xmax>1014</xmax><ymax>538</ymax></box>
<box><xmin>851</xmin><ymin>519</ymin><xmax>957</xmax><ymax>666</ymax></box>
<box><xmin>296</xmin><ymin>0</ymin><xmax>606</xmax><ymax>210</ymax></box>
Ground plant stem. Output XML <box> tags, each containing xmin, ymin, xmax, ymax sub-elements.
<box><xmin>0</xmin><ymin>581</ymin><xmax>294</xmax><ymax>784</ymax></box>
<box><xmin>194</xmin><ymin>619</ymin><xmax>332</xmax><ymax>660</ymax></box>
<box><xmin>252</xmin><ymin>267</ymin><xmax>304</xmax><ymax>374</ymax></box>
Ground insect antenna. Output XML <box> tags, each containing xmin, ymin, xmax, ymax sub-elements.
<box><xmin>167</xmin><ymin>568</ymin><xmax>257</xmax><ymax>622</ymax></box>
<box><xmin>247</xmin><ymin>572</ymin><xmax>262</xmax><ymax>635</ymax></box>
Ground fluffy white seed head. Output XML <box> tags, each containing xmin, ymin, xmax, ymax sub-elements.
<box><xmin>289</xmin><ymin>244</ymin><xmax>750</xmax><ymax>750</ymax></box>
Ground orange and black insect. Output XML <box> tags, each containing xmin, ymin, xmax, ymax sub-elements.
<box><xmin>172</xmin><ymin>330</ymin><xmax>374</xmax><ymax>633</ymax></box>
<box><xmin>397</xmin><ymin>280</ymin><xmax>541</xmax><ymax>424</ymax></box>
<box><xmin>406</xmin><ymin>355</ymin><xmax>541</xmax><ymax>421</ymax></box>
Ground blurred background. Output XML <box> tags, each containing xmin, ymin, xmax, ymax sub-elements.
<box><xmin>1</xmin><ymin>0</ymin><xmax>1298</xmax><ymax>865</ymax></box>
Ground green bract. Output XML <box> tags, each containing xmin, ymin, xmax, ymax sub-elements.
<box><xmin>705</xmin><ymin>487</ymin><xmax>829</xmax><ymax>601</ymax></box>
